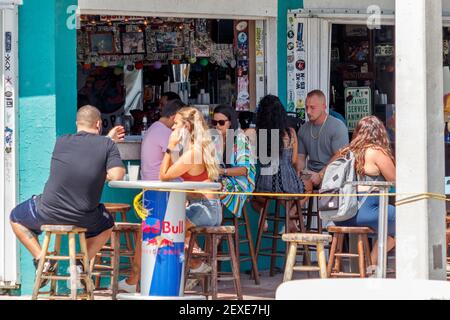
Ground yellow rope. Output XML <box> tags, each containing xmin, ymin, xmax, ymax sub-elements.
<box><xmin>131</xmin><ymin>188</ymin><xmax>450</xmax><ymax>221</ymax></box>
<box><xmin>133</xmin><ymin>192</ymin><xmax>149</xmax><ymax>220</ymax></box>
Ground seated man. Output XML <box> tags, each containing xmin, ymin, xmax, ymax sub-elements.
<box><xmin>297</xmin><ymin>90</ymin><xmax>349</xmax><ymax>188</ymax></box>
<box><xmin>10</xmin><ymin>105</ymin><xmax>126</xmax><ymax>287</ymax></box>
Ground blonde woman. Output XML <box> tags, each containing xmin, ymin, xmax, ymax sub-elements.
<box><xmin>118</xmin><ymin>107</ymin><xmax>220</xmax><ymax>293</ymax></box>
<box><xmin>159</xmin><ymin>106</ymin><xmax>221</xmax><ymax>289</ymax></box>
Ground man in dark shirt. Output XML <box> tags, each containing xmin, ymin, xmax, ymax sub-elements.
<box><xmin>10</xmin><ymin>105</ymin><xmax>126</xmax><ymax>279</ymax></box>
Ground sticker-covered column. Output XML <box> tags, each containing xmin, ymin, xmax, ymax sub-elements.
<box><xmin>1</xmin><ymin>5</ymin><xmax>19</xmax><ymax>286</ymax></box>
<box><xmin>287</xmin><ymin>14</ymin><xmax>307</xmax><ymax>120</ymax></box>
<box><xmin>235</xmin><ymin>20</ymin><xmax>250</xmax><ymax>111</ymax></box>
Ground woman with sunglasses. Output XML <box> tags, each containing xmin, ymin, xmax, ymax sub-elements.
<box><xmin>211</xmin><ymin>105</ymin><xmax>256</xmax><ymax>218</ymax></box>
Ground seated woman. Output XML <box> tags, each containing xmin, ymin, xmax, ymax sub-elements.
<box><xmin>251</xmin><ymin>95</ymin><xmax>312</xmax><ymax>233</ymax></box>
<box><xmin>334</xmin><ymin>115</ymin><xmax>396</xmax><ymax>270</ymax></box>
<box><xmin>118</xmin><ymin>106</ymin><xmax>221</xmax><ymax>293</ymax></box>
<box><xmin>212</xmin><ymin>105</ymin><xmax>256</xmax><ymax>218</ymax></box>
<box><xmin>159</xmin><ymin>106</ymin><xmax>221</xmax><ymax>290</ymax></box>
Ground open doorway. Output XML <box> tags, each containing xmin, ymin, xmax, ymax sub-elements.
<box><xmin>329</xmin><ymin>24</ymin><xmax>395</xmax><ymax>140</ymax></box>
<box><xmin>76</xmin><ymin>15</ymin><xmax>267</xmax><ymax>135</ymax></box>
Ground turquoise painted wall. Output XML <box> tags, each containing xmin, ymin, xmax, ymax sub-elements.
<box><xmin>278</xmin><ymin>0</ymin><xmax>304</xmax><ymax>106</ymax></box>
<box><xmin>18</xmin><ymin>0</ymin><xmax>79</xmax><ymax>295</ymax></box>
<box><xmin>18</xmin><ymin>0</ymin><xmax>139</xmax><ymax>294</ymax></box>
<box><xmin>19</xmin><ymin>0</ymin><xmax>58</xmax><ymax>295</ymax></box>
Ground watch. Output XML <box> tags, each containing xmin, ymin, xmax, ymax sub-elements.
<box><xmin>223</xmin><ymin>168</ymin><xmax>228</xmax><ymax>176</ymax></box>
<box><xmin>165</xmin><ymin>148</ymin><xmax>172</xmax><ymax>155</ymax></box>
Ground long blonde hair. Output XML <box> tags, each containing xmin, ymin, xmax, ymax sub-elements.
<box><xmin>177</xmin><ymin>107</ymin><xmax>220</xmax><ymax>181</ymax></box>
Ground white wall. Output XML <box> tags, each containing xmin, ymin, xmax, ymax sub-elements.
<box><xmin>79</xmin><ymin>0</ymin><xmax>277</xmax><ymax>19</ymax></box>
<box><xmin>303</xmin><ymin>0</ymin><xmax>450</xmax><ymax>13</ymax></box>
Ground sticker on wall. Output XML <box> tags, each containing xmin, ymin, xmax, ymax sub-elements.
<box><xmin>5</xmin><ymin>127</ymin><xmax>13</xmax><ymax>154</ymax></box>
<box><xmin>5</xmin><ymin>54</ymin><xmax>11</xmax><ymax>71</ymax></box>
<box><xmin>236</xmin><ymin>21</ymin><xmax>248</xmax><ymax>32</ymax></box>
<box><xmin>5</xmin><ymin>96</ymin><xmax>13</xmax><ymax>108</ymax></box>
<box><xmin>288</xmin><ymin>30</ymin><xmax>295</xmax><ymax>39</ymax></box>
<box><xmin>287</xmin><ymin>42</ymin><xmax>294</xmax><ymax>51</ymax></box>
<box><xmin>236</xmin><ymin>75</ymin><xmax>250</xmax><ymax>111</ymax></box>
<box><xmin>5</xmin><ymin>32</ymin><xmax>12</xmax><ymax>53</ymax></box>
<box><xmin>238</xmin><ymin>32</ymin><xmax>248</xmax><ymax>44</ymax></box>
<box><xmin>255</xmin><ymin>26</ymin><xmax>264</xmax><ymax>57</ymax></box>
<box><xmin>295</xmin><ymin>60</ymin><xmax>305</xmax><ymax>71</ymax></box>
<box><xmin>296</xmin><ymin>23</ymin><xmax>304</xmax><ymax>52</ymax></box>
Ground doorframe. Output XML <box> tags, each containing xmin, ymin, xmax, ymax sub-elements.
<box><xmin>0</xmin><ymin>4</ymin><xmax>20</xmax><ymax>290</ymax></box>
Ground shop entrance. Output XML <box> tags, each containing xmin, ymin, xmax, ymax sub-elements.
<box><xmin>287</xmin><ymin>11</ymin><xmax>396</xmax><ymax>141</ymax></box>
<box><xmin>329</xmin><ymin>24</ymin><xmax>395</xmax><ymax>139</ymax></box>
<box><xmin>76</xmin><ymin>15</ymin><xmax>268</xmax><ymax>134</ymax></box>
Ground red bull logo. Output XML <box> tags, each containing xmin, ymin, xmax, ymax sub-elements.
<box><xmin>146</xmin><ymin>235</ymin><xmax>174</xmax><ymax>248</ymax></box>
<box><xmin>162</xmin><ymin>220</ymin><xmax>184</xmax><ymax>234</ymax></box>
<box><xmin>142</xmin><ymin>218</ymin><xmax>161</xmax><ymax>235</ymax></box>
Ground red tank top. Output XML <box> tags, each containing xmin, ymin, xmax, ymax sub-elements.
<box><xmin>181</xmin><ymin>170</ymin><xmax>209</xmax><ymax>182</ymax></box>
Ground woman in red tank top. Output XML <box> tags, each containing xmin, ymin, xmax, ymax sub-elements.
<box><xmin>159</xmin><ymin>107</ymin><xmax>221</xmax><ymax>288</ymax></box>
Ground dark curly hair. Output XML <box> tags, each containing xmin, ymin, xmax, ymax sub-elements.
<box><xmin>256</xmin><ymin>95</ymin><xmax>292</xmax><ymax>156</ymax></box>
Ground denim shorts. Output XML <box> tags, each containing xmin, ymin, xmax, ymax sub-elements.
<box><xmin>10</xmin><ymin>196</ymin><xmax>114</xmax><ymax>239</ymax></box>
<box><xmin>186</xmin><ymin>199</ymin><xmax>222</xmax><ymax>227</ymax></box>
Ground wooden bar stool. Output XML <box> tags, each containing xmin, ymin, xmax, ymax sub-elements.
<box><xmin>32</xmin><ymin>225</ymin><xmax>94</xmax><ymax>300</ymax></box>
<box><xmin>220</xmin><ymin>205</ymin><xmax>260</xmax><ymax>285</ymax></box>
<box><xmin>254</xmin><ymin>196</ymin><xmax>307</xmax><ymax>277</ymax></box>
<box><xmin>282</xmin><ymin>233</ymin><xmax>332</xmax><ymax>281</ymax></box>
<box><xmin>104</xmin><ymin>203</ymin><xmax>133</xmax><ymax>254</ymax></box>
<box><xmin>327</xmin><ymin>226</ymin><xmax>374</xmax><ymax>278</ymax></box>
<box><xmin>92</xmin><ymin>222</ymin><xmax>140</xmax><ymax>299</ymax></box>
<box><xmin>303</xmin><ymin>190</ymin><xmax>323</xmax><ymax>233</ymax></box>
<box><xmin>93</xmin><ymin>203</ymin><xmax>134</xmax><ymax>291</ymax></box>
<box><xmin>185</xmin><ymin>226</ymin><xmax>243</xmax><ymax>300</ymax></box>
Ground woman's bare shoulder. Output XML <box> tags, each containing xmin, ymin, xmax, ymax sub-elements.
<box><xmin>365</xmin><ymin>147</ymin><xmax>390</xmax><ymax>160</ymax></box>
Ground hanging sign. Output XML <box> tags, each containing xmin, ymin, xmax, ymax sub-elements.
<box><xmin>345</xmin><ymin>87</ymin><xmax>372</xmax><ymax>131</ymax></box>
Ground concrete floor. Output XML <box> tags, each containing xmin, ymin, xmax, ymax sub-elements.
<box><xmin>0</xmin><ymin>256</ymin><xmax>400</xmax><ymax>300</ymax></box>
<box><xmin>0</xmin><ymin>269</ymin><xmax>304</xmax><ymax>300</ymax></box>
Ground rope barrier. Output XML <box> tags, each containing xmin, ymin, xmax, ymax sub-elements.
<box><xmin>132</xmin><ymin>188</ymin><xmax>450</xmax><ymax>220</ymax></box>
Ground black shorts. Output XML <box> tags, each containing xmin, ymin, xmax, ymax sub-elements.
<box><xmin>9</xmin><ymin>196</ymin><xmax>114</xmax><ymax>239</ymax></box>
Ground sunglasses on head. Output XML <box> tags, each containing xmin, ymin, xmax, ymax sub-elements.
<box><xmin>212</xmin><ymin>119</ymin><xmax>229</xmax><ymax>126</ymax></box>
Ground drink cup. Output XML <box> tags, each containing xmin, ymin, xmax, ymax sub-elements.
<box><xmin>128</xmin><ymin>165</ymin><xmax>140</xmax><ymax>181</ymax></box>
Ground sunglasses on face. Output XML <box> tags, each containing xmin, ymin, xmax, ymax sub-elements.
<box><xmin>212</xmin><ymin>119</ymin><xmax>229</xmax><ymax>126</ymax></box>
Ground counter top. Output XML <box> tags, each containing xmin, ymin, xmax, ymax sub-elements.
<box><xmin>109</xmin><ymin>180</ymin><xmax>222</xmax><ymax>191</ymax></box>
<box><xmin>116</xmin><ymin>136</ymin><xmax>142</xmax><ymax>160</ymax></box>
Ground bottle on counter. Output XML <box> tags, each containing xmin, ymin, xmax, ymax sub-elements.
<box><xmin>142</xmin><ymin>116</ymin><xmax>148</xmax><ymax>136</ymax></box>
